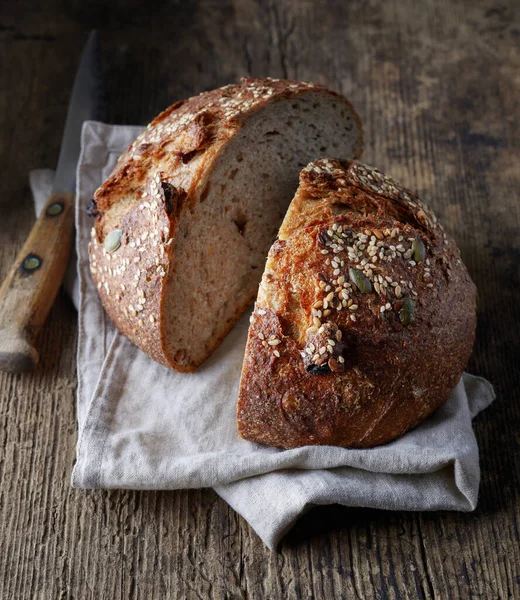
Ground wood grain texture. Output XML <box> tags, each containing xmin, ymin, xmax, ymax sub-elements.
<box><xmin>0</xmin><ymin>0</ymin><xmax>518</xmax><ymax>598</ymax></box>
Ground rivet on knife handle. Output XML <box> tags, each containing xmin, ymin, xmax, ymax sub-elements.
<box><xmin>0</xmin><ymin>192</ymin><xmax>74</xmax><ymax>373</ymax></box>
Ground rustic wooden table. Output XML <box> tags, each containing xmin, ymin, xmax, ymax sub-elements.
<box><xmin>1</xmin><ymin>0</ymin><xmax>519</xmax><ymax>598</ymax></box>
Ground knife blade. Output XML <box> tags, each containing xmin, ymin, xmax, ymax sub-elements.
<box><xmin>54</xmin><ymin>31</ymin><xmax>103</xmax><ymax>193</ymax></box>
<box><xmin>0</xmin><ymin>30</ymin><xmax>103</xmax><ymax>373</ymax></box>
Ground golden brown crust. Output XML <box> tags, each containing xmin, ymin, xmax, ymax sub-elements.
<box><xmin>89</xmin><ymin>171</ymin><xmax>175</xmax><ymax>367</ymax></box>
<box><xmin>93</xmin><ymin>77</ymin><xmax>362</xmax><ymax>221</ymax></box>
<box><xmin>237</xmin><ymin>159</ymin><xmax>477</xmax><ymax>448</ymax></box>
<box><xmin>89</xmin><ymin>78</ymin><xmax>363</xmax><ymax>371</ymax></box>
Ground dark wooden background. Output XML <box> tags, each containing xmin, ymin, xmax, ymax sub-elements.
<box><xmin>0</xmin><ymin>0</ymin><xmax>519</xmax><ymax>598</ymax></box>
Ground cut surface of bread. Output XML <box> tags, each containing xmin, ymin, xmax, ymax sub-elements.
<box><xmin>88</xmin><ymin>78</ymin><xmax>362</xmax><ymax>371</ymax></box>
<box><xmin>237</xmin><ymin>159</ymin><xmax>476</xmax><ymax>449</ymax></box>
<box><xmin>163</xmin><ymin>90</ymin><xmax>362</xmax><ymax>368</ymax></box>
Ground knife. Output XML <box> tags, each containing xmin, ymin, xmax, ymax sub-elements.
<box><xmin>0</xmin><ymin>30</ymin><xmax>103</xmax><ymax>373</ymax></box>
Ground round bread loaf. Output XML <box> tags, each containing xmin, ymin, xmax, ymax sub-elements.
<box><xmin>88</xmin><ymin>78</ymin><xmax>362</xmax><ymax>371</ymax></box>
<box><xmin>237</xmin><ymin>159</ymin><xmax>477</xmax><ymax>448</ymax></box>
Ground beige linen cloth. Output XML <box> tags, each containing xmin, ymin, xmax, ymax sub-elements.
<box><xmin>30</xmin><ymin>121</ymin><xmax>495</xmax><ymax>549</ymax></box>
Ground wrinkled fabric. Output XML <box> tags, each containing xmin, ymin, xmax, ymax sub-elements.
<box><xmin>30</xmin><ymin>121</ymin><xmax>495</xmax><ymax>549</ymax></box>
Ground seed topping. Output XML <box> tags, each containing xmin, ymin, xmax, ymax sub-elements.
<box><xmin>302</xmin><ymin>322</ymin><xmax>345</xmax><ymax>375</ymax></box>
<box><xmin>399</xmin><ymin>296</ymin><xmax>415</xmax><ymax>326</ymax></box>
<box><xmin>104</xmin><ymin>229</ymin><xmax>122</xmax><ymax>253</ymax></box>
<box><xmin>413</xmin><ymin>236</ymin><xmax>426</xmax><ymax>263</ymax></box>
<box><xmin>349</xmin><ymin>267</ymin><xmax>372</xmax><ymax>293</ymax></box>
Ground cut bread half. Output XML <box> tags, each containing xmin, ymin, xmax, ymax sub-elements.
<box><xmin>88</xmin><ymin>78</ymin><xmax>363</xmax><ymax>371</ymax></box>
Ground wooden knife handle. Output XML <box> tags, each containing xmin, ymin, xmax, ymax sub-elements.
<box><xmin>0</xmin><ymin>192</ymin><xmax>75</xmax><ymax>373</ymax></box>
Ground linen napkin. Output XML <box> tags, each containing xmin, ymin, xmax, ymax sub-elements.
<box><xmin>30</xmin><ymin>121</ymin><xmax>495</xmax><ymax>549</ymax></box>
